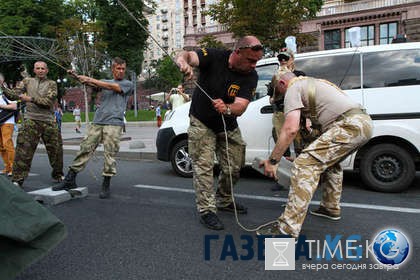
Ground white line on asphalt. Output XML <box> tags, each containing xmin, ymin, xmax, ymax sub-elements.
<box><xmin>133</xmin><ymin>184</ymin><xmax>420</xmax><ymax>214</ymax></box>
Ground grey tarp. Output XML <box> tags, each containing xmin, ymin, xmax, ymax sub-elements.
<box><xmin>0</xmin><ymin>176</ymin><xmax>67</xmax><ymax>279</ymax></box>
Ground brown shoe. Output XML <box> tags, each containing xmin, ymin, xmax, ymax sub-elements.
<box><xmin>310</xmin><ymin>206</ymin><xmax>341</xmax><ymax>221</ymax></box>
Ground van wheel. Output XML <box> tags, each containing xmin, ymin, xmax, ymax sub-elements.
<box><xmin>360</xmin><ymin>144</ymin><xmax>415</xmax><ymax>193</ymax></box>
<box><xmin>171</xmin><ymin>139</ymin><xmax>193</xmax><ymax>178</ymax></box>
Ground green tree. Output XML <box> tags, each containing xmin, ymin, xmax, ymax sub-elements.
<box><xmin>0</xmin><ymin>0</ymin><xmax>67</xmax><ymax>37</ymax></box>
<box><xmin>198</xmin><ymin>35</ymin><xmax>227</xmax><ymax>49</ymax></box>
<box><xmin>96</xmin><ymin>0</ymin><xmax>149</xmax><ymax>74</ymax></box>
<box><xmin>206</xmin><ymin>0</ymin><xmax>323</xmax><ymax>51</ymax></box>
<box><xmin>143</xmin><ymin>56</ymin><xmax>183</xmax><ymax>92</ymax></box>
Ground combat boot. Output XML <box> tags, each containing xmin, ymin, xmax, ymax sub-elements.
<box><xmin>52</xmin><ymin>169</ymin><xmax>78</xmax><ymax>191</ymax></box>
<box><xmin>99</xmin><ymin>176</ymin><xmax>111</xmax><ymax>199</ymax></box>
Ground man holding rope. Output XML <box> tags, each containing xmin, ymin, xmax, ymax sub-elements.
<box><xmin>53</xmin><ymin>57</ymin><xmax>133</xmax><ymax>199</ymax></box>
<box><xmin>176</xmin><ymin>36</ymin><xmax>263</xmax><ymax>230</ymax></box>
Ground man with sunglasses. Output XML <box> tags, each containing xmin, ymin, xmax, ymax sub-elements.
<box><xmin>176</xmin><ymin>36</ymin><xmax>263</xmax><ymax>230</ymax></box>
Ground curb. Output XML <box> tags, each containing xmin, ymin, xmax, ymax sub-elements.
<box><xmin>36</xmin><ymin>147</ymin><xmax>158</xmax><ymax>161</ymax></box>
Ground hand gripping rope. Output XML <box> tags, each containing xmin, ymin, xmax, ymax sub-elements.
<box><xmin>117</xmin><ymin>0</ymin><xmax>276</xmax><ymax>232</ymax></box>
<box><xmin>0</xmin><ymin>29</ymin><xmax>104</xmax><ymax>183</ymax></box>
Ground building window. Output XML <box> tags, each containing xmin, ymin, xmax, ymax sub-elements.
<box><xmin>324</xmin><ymin>29</ymin><xmax>341</xmax><ymax>50</ymax></box>
<box><xmin>345</xmin><ymin>25</ymin><xmax>374</xmax><ymax>47</ymax></box>
<box><xmin>380</xmin><ymin>22</ymin><xmax>397</xmax><ymax>45</ymax></box>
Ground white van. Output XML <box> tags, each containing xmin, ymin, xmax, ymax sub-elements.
<box><xmin>156</xmin><ymin>42</ymin><xmax>420</xmax><ymax>193</ymax></box>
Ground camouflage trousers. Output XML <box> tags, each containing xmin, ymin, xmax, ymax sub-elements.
<box><xmin>278</xmin><ymin>113</ymin><xmax>373</xmax><ymax>237</ymax></box>
<box><xmin>12</xmin><ymin>119</ymin><xmax>63</xmax><ymax>183</ymax></box>
<box><xmin>188</xmin><ymin>116</ymin><xmax>246</xmax><ymax>213</ymax></box>
<box><xmin>70</xmin><ymin>124</ymin><xmax>122</xmax><ymax>177</ymax></box>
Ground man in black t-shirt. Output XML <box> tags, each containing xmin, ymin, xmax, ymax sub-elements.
<box><xmin>176</xmin><ymin>36</ymin><xmax>263</xmax><ymax>230</ymax></box>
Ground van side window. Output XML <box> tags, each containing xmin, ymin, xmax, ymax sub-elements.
<box><xmin>295</xmin><ymin>54</ymin><xmax>361</xmax><ymax>90</ymax></box>
<box><xmin>363</xmin><ymin>49</ymin><xmax>420</xmax><ymax>88</ymax></box>
<box><xmin>255</xmin><ymin>63</ymin><xmax>278</xmax><ymax>100</ymax></box>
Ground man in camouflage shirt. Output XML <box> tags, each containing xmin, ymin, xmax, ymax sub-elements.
<box><xmin>0</xmin><ymin>61</ymin><xmax>63</xmax><ymax>187</ymax></box>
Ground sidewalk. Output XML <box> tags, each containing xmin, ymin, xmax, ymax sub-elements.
<box><xmin>14</xmin><ymin>121</ymin><xmax>160</xmax><ymax>161</ymax></box>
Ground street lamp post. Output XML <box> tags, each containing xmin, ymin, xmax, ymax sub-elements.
<box><xmin>56</xmin><ymin>78</ymin><xmax>68</xmax><ymax>110</ymax></box>
<box><xmin>131</xmin><ymin>71</ymin><xmax>138</xmax><ymax>118</ymax></box>
<box><xmin>142</xmin><ymin>67</ymin><xmax>155</xmax><ymax>109</ymax></box>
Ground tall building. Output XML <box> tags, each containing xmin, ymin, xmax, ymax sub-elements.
<box><xmin>183</xmin><ymin>0</ymin><xmax>235</xmax><ymax>49</ymax></box>
<box><xmin>143</xmin><ymin>0</ymin><xmax>185</xmax><ymax>70</ymax></box>
<box><xmin>143</xmin><ymin>0</ymin><xmax>235</xmax><ymax>65</ymax></box>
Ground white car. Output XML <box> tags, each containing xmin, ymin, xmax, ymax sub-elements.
<box><xmin>156</xmin><ymin>43</ymin><xmax>420</xmax><ymax>193</ymax></box>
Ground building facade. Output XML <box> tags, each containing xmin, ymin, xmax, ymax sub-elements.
<box><xmin>143</xmin><ymin>0</ymin><xmax>185</xmax><ymax>69</ymax></box>
<box><xmin>181</xmin><ymin>0</ymin><xmax>420</xmax><ymax>52</ymax></box>
<box><xmin>302</xmin><ymin>0</ymin><xmax>420</xmax><ymax>52</ymax></box>
<box><xmin>182</xmin><ymin>0</ymin><xmax>235</xmax><ymax>49</ymax></box>
<box><xmin>143</xmin><ymin>0</ymin><xmax>235</xmax><ymax>63</ymax></box>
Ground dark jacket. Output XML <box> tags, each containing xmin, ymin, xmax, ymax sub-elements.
<box><xmin>0</xmin><ymin>176</ymin><xmax>67</xmax><ymax>279</ymax></box>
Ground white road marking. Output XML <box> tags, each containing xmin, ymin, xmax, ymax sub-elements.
<box><xmin>133</xmin><ymin>184</ymin><xmax>420</xmax><ymax>214</ymax></box>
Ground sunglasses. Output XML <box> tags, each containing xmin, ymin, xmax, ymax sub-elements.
<box><xmin>238</xmin><ymin>44</ymin><xmax>264</xmax><ymax>51</ymax></box>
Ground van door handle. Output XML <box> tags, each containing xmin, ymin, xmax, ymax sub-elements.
<box><xmin>261</xmin><ymin>105</ymin><xmax>274</xmax><ymax>114</ymax></box>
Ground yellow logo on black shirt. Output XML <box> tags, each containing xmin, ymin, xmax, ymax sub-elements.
<box><xmin>201</xmin><ymin>48</ymin><xmax>208</xmax><ymax>56</ymax></box>
<box><xmin>228</xmin><ymin>84</ymin><xmax>240</xmax><ymax>97</ymax></box>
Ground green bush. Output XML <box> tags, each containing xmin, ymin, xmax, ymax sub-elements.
<box><xmin>62</xmin><ymin>109</ymin><xmax>166</xmax><ymax>122</ymax></box>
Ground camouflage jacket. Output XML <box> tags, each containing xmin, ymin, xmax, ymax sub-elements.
<box><xmin>1</xmin><ymin>77</ymin><xmax>57</xmax><ymax>122</ymax></box>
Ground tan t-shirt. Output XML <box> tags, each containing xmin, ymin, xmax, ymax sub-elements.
<box><xmin>284</xmin><ymin>77</ymin><xmax>361</xmax><ymax>131</ymax></box>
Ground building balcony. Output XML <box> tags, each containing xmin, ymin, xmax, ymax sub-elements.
<box><xmin>318</xmin><ymin>0</ymin><xmax>420</xmax><ymax>16</ymax></box>
<box><xmin>185</xmin><ymin>24</ymin><xmax>228</xmax><ymax>35</ymax></box>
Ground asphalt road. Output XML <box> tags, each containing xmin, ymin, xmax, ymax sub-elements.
<box><xmin>12</xmin><ymin>154</ymin><xmax>420</xmax><ymax>280</ymax></box>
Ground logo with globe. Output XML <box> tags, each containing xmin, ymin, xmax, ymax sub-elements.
<box><xmin>372</xmin><ymin>229</ymin><xmax>410</xmax><ymax>265</ymax></box>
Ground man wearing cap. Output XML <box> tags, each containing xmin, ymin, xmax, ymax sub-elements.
<box><xmin>258</xmin><ymin>71</ymin><xmax>372</xmax><ymax>238</ymax></box>
<box><xmin>270</xmin><ymin>48</ymin><xmax>306</xmax><ymax>143</ymax></box>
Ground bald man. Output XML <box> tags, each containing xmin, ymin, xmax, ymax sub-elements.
<box><xmin>176</xmin><ymin>36</ymin><xmax>264</xmax><ymax>230</ymax></box>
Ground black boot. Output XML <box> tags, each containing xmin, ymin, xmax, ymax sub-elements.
<box><xmin>52</xmin><ymin>169</ymin><xmax>78</xmax><ymax>191</ymax></box>
<box><xmin>99</xmin><ymin>176</ymin><xmax>111</xmax><ymax>199</ymax></box>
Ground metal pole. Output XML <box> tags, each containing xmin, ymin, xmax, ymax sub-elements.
<box><xmin>132</xmin><ymin>71</ymin><xmax>138</xmax><ymax>118</ymax></box>
<box><xmin>148</xmin><ymin>69</ymin><xmax>152</xmax><ymax>107</ymax></box>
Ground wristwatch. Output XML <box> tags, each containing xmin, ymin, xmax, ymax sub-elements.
<box><xmin>269</xmin><ymin>157</ymin><xmax>279</xmax><ymax>165</ymax></box>
<box><xmin>226</xmin><ymin>105</ymin><xmax>232</xmax><ymax>115</ymax></box>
